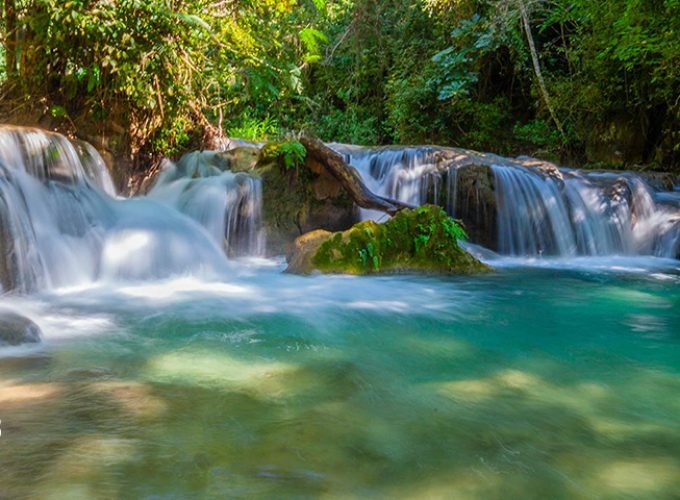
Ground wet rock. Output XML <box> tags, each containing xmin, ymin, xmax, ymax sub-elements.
<box><xmin>637</xmin><ymin>172</ymin><xmax>679</xmax><ymax>192</ymax></box>
<box><xmin>586</xmin><ymin>117</ymin><xmax>647</xmax><ymax>166</ymax></box>
<box><xmin>256</xmin><ymin>154</ymin><xmax>356</xmax><ymax>256</ymax></box>
<box><xmin>0</xmin><ymin>310</ymin><xmax>42</xmax><ymax>346</ymax></box>
<box><xmin>285</xmin><ymin>229</ymin><xmax>333</xmax><ymax>274</ymax></box>
<box><xmin>219</xmin><ymin>147</ymin><xmax>260</xmax><ymax>173</ymax></box>
<box><xmin>453</xmin><ymin>164</ymin><xmax>498</xmax><ymax>250</ymax></box>
<box><xmin>286</xmin><ymin>205</ymin><xmax>491</xmax><ymax>275</ymax></box>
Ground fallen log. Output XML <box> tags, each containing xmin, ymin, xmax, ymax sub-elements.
<box><xmin>299</xmin><ymin>136</ymin><xmax>414</xmax><ymax>216</ymax></box>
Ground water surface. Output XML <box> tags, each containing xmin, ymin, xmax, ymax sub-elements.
<box><xmin>1</xmin><ymin>258</ymin><xmax>680</xmax><ymax>499</ymax></box>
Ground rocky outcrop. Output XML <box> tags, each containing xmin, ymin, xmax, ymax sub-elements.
<box><xmin>453</xmin><ymin>164</ymin><xmax>497</xmax><ymax>250</ymax></box>
<box><xmin>286</xmin><ymin>205</ymin><xmax>491</xmax><ymax>275</ymax></box>
<box><xmin>227</xmin><ymin>146</ymin><xmax>357</xmax><ymax>256</ymax></box>
<box><xmin>0</xmin><ymin>310</ymin><xmax>42</xmax><ymax>346</ymax></box>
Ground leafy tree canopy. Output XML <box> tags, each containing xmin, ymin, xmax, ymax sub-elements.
<box><xmin>1</xmin><ymin>0</ymin><xmax>678</xmax><ymax>169</ymax></box>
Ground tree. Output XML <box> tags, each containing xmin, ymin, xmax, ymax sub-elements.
<box><xmin>1</xmin><ymin>0</ymin><xmax>328</xmax><ymax>159</ymax></box>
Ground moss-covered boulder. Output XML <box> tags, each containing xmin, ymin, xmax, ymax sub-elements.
<box><xmin>286</xmin><ymin>205</ymin><xmax>492</xmax><ymax>275</ymax></box>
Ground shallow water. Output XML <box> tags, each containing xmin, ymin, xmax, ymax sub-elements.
<box><xmin>1</xmin><ymin>258</ymin><xmax>680</xmax><ymax>499</ymax></box>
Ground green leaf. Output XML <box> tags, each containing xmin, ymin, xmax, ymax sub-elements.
<box><xmin>49</xmin><ymin>105</ymin><xmax>69</xmax><ymax>118</ymax></box>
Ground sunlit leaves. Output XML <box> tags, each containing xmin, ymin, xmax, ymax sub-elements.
<box><xmin>15</xmin><ymin>0</ymin><xmax>326</xmax><ymax>154</ymax></box>
<box><xmin>299</xmin><ymin>27</ymin><xmax>328</xmax><ymax>63</ymax></box>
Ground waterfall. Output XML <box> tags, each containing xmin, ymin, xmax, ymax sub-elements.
<box><xmin>335</xmin><ymin>146</ymin><xmax>458</xmax><ymax>218</ymax></box>
<box><xmin>147</xmin><ymin>151</ymin><xmax>265</xmax><ymax>257</ymax></box>
<box><xmin>0</xmin><ymin>127</ymin><xmax>117</xmax><ymax>292</ymax></box>
<box><xmin>493</xmin><ymin>167</ymin><xmax>680</xmax><ymax>257</ymax></box>
<box><xmin>341</xmin><ymin>144</ymin><xmax>680</xmax><ymax>259</ymax></box>
<box><xmin>493</xmin><ymin>166</ymin><xmax>575</xmax><ymax>256</ymax></box>
<box><xmin>0</xmin><ymin>128</ymin><xmax>263</xmax><ymax>294</ymax></box>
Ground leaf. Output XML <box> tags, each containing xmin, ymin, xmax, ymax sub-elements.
<box><xmin>49</xmin><ymin>105</ymin><xmax>69</xmax><ymax>118</ymax></box>
<box><xmin>87</xmin><ymin>65</ymin><xmax>101</xmax><ymax>93</ymax></box>
<box><xmin>175</xmin><ymin>13</ymin><xmax>211</xmax><ymax>32</ymax></box>
<box><xmin>299</xmin><ymin>27</ymin><xmax>328</xmax><ymax>61</ymax></box>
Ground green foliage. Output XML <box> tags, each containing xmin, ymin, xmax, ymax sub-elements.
<box><xmin>314</xmin><ymin>108</ymin><xmax>381</xmax><ymax>145</ymax></box>
<box><xmin>430</xmin><ymin>14</ymin><xmax>491</xmax><ymax>101</ymax></box>
<box><xmin>2</xmin><ymin>0</ymin><xmax>678</xmax><ymax>169</ymax></box>
<box><xmin>299</xmin><ymin>28</ymin><xmax>329</xmax><ymax>63</ymax></box>
<box><xmin>4</xmin><ymin>0</ymin><xmax>326</xmax><ymax>155</ymax></box>
<box><xmin>228</xmin><ymin>115</ymin><xmax>281</xmax><ymax>142</ymax></box>
<box><xmin>513</xmin><ymin>120</ymin><xmax>561</xmax><ymax>148</ymax></box>
<box><xmin>262</xmin><ymin>140</ymin><xmax>307</xmax><ymax>171</ymax></box>
<box><xmin>295</xmin><ymin>0</ymin><xmax>679</xmax><ymax>168</ymax></box>
<box><xmin>278</xmin><ymin>141</ymin><xmax>307</xmax><ymax>171</ymax></box>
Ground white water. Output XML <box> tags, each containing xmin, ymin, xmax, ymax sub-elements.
<box><xmin>2</xmin><ymin>133</ymin><xmax>680</xmax><ymax>500</ymax></box>
<box><xmin>335</xmin><ymin>146</ymin><xmax>456</xmax><ymax>220</ymax></box>
<box><xmin>1</xmin><ymin>130</ymin><xmax>678</xmax><ymax>296</ymax></box>
<box><xmin>147</xmin><ymin>151</ymin><xmax>264</xmax><ymax>256</ymax></box>
<box><xmin>493</xmin><ymin>167</ymin><xmax>680</xmax><ymax>257</ymax></box>
<box><xmin>0</xmin><ymin>128</ymin><xmax>257</xmax><ymax>294</ymax></box>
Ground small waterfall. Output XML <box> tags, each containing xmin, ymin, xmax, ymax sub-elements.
<box><xmin>493</xmin><ymin>166</ymin><xmax>575</xmax><ymax>256</ymax></box>
<box><xmin>0</xmin><ymin>128</ymin><xmax>237</xmax><ymax>293</ymax></box>
<box><xmin>336</xmin><ymin>146</ymin><xmax>458</xmax><ymax>218</ymax></box>
<box><xmin>493</xmin><ymin>166</ymin><xmax>680</xmax><ymax>257</ymax></box>
<box><xmin>0</xmin><ymin>127</ymin><xmax>116</xmax><ymax>292</ymax></box>
<box><xmin>339</xmin><ymin>144</ymin><xmax>680</xmax><ymax>259</ymax></box>
<box><xmin>147</xmin><ymin>151</ymin><xmax>265</xmax><ymax>257</ymax></box>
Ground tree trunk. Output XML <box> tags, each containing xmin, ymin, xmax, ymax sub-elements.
<box><xmin>4</xmin><ymin>0</ymin><xmax>17</xmax><ymax>78</ymax></box>
<box><xmin>299</xmin><ymin>136</ymin><xmax>414</xmax><ymax>215</ymax></box>
<box><xmin>517</xmin><ymin>0</ymin><xmax>566</xmax><ymax>140</ymax></box>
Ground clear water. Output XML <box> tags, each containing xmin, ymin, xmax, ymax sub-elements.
<box><xmin>2</xmin><ymin>258</ymin><xmax>680</xmax><ymax>499</ymax></box>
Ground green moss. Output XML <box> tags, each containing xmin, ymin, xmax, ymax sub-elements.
<box><xmin>310</xmin><ymin>205</ymin><xmax>491</xmax><ymax>275</ymax></box>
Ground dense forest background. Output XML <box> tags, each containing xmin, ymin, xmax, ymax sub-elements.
<box><xmin>0</xmin><ymin>0</ymin><xmax>678</xmax><ymax>171</ymax></box>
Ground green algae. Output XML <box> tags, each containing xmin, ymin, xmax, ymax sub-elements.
<box><xmin>309</xmin><ymin>205</ymin><xmax>491</xmax><ymax>275</ymax></box>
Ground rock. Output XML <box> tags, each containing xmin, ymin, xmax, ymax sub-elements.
<box><xmin>0</xmin><ymin>310</ymin><xmax>42</xmax><ymax>346</ymax></box>
<box><xmin>219</xmin><ymin>147</ymin><xmax>260</xmax><ymax>173</ymax></box>
<box><xmin>286</xmin><ymin>205</ymin><xmax>491</xmax><ymax>275</ymax></box>
<box><xmin>586</xmin><ymin>116</ymin><xmax>647</xmax><ymax>166</ymax></box>
<box><xmin>285</xmin><ymin>229</ymin><xmax>332</xmax><ymax>275</ymax></box>
<box><xmin>637</xmin><ymin>172</ymin><xmax>679</xmax><ymax>192</ymax></box>
<box><xmin>255</xmin><ymin>153</ymin><xmax>356</xmax><ymax>256</ymax></box>
<box><xmin>0</xmin><ymin>192</ymin><xmax>16</xmax><ymax>292</ymax></box>
<box><xmin>453</xmin><ymin>164</ymin><xmax>498</xmax><ymax>250</ymax></box>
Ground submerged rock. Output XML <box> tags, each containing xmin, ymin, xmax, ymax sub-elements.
<box><xmin>286</xmin><ymin>205</ymin><xmax>491</xmax><ymax>275</ymax></box>
<box><xmin>0</xmin><ymin>310</ymin><xmax>42</xmax><ymax>346</ymax></box>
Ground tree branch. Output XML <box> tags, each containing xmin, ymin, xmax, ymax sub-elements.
<box><xmin>299</xmin><ymin>136</ymin><xmax>414</xmax><ymax>216</ymax></box>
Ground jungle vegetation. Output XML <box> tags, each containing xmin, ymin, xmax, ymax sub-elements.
<box><xmin>1</xmin><ymin>0</ymin><xmax>678</xmax><ymax>170</ymax></box>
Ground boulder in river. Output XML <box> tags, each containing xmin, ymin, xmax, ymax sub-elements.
<box><xmin>286</xmin><ymin>205</ymin><xmax>491</xmax><ymax>275</ymax></box>
<box><xmin>0</xmin><ymin>310</ymin><xmax>43</xmax><ymax>346</ymax></box>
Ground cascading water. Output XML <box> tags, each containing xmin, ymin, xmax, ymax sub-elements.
<box><xmin>0</xmin><ymin>127</ymin><xmax>116</xmax><ymax>292</ymax></box>
<box><xmin>335</xmin><ymin>146</ymin><xmax>458</xmax><ymax>219</ymax></box>
<box><xmin>147</xmin><ymin>151</ymin><xmax>265</xmax><ymax>256</ymax></box>
<box><xmin>0</xmin><ymin>127</ymin><xmax>265</xmax><ymax>294</ymax></box>
<box><xmin>493</xmin><ymin>166</ymin><xmax>680</xmax><ymax>257</ymax></box>
<box><xmin>341</xmin><ymin>145</ymin><xmax>680</xmax><ymax>259</ymax></box>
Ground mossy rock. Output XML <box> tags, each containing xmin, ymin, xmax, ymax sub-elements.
<box><xmin>286</xmin><ymin>205</ymin><xmax>492</xmax><ymax>275</ymax></box>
